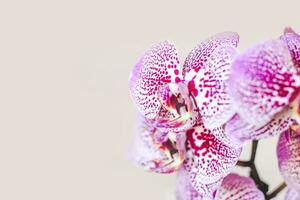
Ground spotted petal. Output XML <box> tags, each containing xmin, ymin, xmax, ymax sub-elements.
<box><xmin>129</xmin><ymin>41</ymin><xmax>183</xmax><ymax>119</ymax></box>
<box><xmin>176</xmin><ymin>168</ymin><xmax>222</xmax><ymax>200</ymax></box>
<box><xmin>216</xmin><ymin>173</ymin><xmax>264</xmax><ymax>200</ymax></box>
<box><xmin>129</xmin><ymin>116</ymin><xmax>186</xmax><ymax>174</ymax></box>
<box><xmin>225</xmin><ymin>108</ymin><xmax>294</xmax><ymax>143</ymax></box>
<box><xmin>229</xmin><ymin>39</ymin><xmax>300</xmax><ymax>127</ymax></box>
<box><xmin>212</xmin><ymin>124</ymin><xmax>244</xmax><ymax>148</ymax></box>
<box><xmin>285</xmin><ymin>188</ymin><xmax>300</xmax><ymax>200</ymax></box>
<box><xmin>183</xmin><ymin>32</ymin><xmax>239</xmax><ymax>129</ymax></box>
<box><xmin>277</xmin><ymin>128</ymin><xmax>300</xmax><ymax>190</ymax></box>
<box><xmin>183</xmin><ymin>122</ymin><xmax>241</xmax><ymax>186</ymax></box>
<box><xmin>280</xmin><ymin>27</ymin><xmax>300</xmax><ymax>73</ymax></box>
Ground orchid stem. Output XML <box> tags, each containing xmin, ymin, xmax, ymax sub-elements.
<box><xmin>236</xmin><ymin>140</ymin><xmax>258</xmax><ymax>167</ymax></box>
<box><xmin>236</xmin><ymin>160</ymin><xmax>251</xmax><ymax>167</ymax></box>
<box><xmin>236</xmin><ymin>140</ymin><xmax>286</xmax><ymax>199</ymax></box>
<box><xmin>250</xmin><ymin>140</ymin><xmax>258</xmax><ymax>163</ymax></box>
<box><xmin>266</xmin><ymin>182</ymin><xmax>287</xmax><ymax>200</ymax></box>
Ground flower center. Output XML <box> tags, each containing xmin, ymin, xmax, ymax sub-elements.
<box><xmin>155</xmin><ymin>82</ymin><xmax>195</xmax><ymax>131</ymax></box>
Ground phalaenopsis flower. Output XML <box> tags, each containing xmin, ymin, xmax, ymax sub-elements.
<box><xmin>129</xmin><ymin>27</ymin><xmax>300</xmax><ymax>199</ymax></box>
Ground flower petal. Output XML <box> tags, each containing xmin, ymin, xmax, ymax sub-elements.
<box><xmin>183</xmin><ymin>32</ymin><xmax>239</xmax><ymax>129</ymax></box>
<box><xmin>176</xmin><ymin>168</ymin><xmax>221</xmax><ymax>200</ymax></box>
<box><xmin>183</xmin><ymin>32</ymin><xmax>239</xmax><ymax>78</ymax></box>
<box><xmin>216</xmin><ymin>173</ymin><xmax>264</xmax><ymax>200</ymax></box>
<box><xmin>183</xmin><ymin>122</ymin><xmax>241</xmax><ymax>186</ymax></box>
<box><xmin>129</xmin><ymin>116</ymin><xmax>186</xmax><ymax>174</ymax></box>
<box><xmin>277</xmin><ymin>128</ymin><xmax>300</xmax><ymax>190</ymax></box>
<box><xmin>280</xmin><ymin>27</ymin><xmax>300</xmax><ymax>73</ymax></box>
<box><xmin>129</xmin><ymin>41</ymin><xmax>183</xmax><ymax>119</ymax></box>
<box><xmin>212</xmin><ymin>124</ymin><xmax>244</xmax><ymax>148</ymax></box>
<box><xmin>225</xmin><ymin>108</ymin><xmax>294</xmax><ymax>142</ymax></box>
<box><xmin>229</xmin><ymin>39</ymin><xmax>300</xmax><ymax>127</ymax></box>
<box><xmin>285</xmin><ymin>188</ymin><xmax>300</xmax><ymax>200</ymax></box>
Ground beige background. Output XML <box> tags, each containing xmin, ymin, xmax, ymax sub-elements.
<box><xmin>0</xmin><ymin>0</ymin><xmax>299</xmax><ymax>199</ymax></box>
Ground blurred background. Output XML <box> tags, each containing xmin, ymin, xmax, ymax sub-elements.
<box><xmin>0</xmin><ymin>0</ymin><xmax>299</xmax><ymax>199</ymax></box>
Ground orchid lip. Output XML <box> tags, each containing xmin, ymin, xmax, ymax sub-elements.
<box><xmin>158</xmin><ymin>82</ymin><xmax>193</xmax><ymax>117</ymax></box>
<box><xmin>153</xmin><ymin>81</ymin><xmax>196</xmax><ymax>131</ymax></box>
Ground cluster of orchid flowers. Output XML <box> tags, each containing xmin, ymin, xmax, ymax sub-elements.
<box><xmin>128</xmin><ymin>27</ymin><xmax>300</xmax><ymax>200</ymax></box>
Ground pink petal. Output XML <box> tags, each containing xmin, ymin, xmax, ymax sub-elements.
<box><xmin>129</xmin><ymin>41</ymin><xmax>183</xmax><ymax>119</ymax></box>
<box><xmin>216</xmin><ymin>173</ymin><xmax>264</xmax><ymax>200</ymax></box>
<box><xmin>229</xmin><ymin>39</ymin><xmax>300</xmax><ymax>127</ymax></box>
<box><xmin>225</xmin><ymin>108</ymin><xmax>294</xmax><ymax>142</ymax></box>
<box><xmin>224</xmin><ymin>114</ymin><xmax>254</xmax><ymax>144</ymax></box>
<box><xmin>248</xmin><ymin>109</ymin><xmax>294</xmax><ymax>140</ymax></box>
<box><xmin>285</xmin><ymin>188</ymin><xmax>300</xmax><ymax>200</ymax></box>
<box><xmin>129</xmin><ymin>116</ymin><xmax>186</xmax><ymax>174</ymax></box>
<box><xmin>212</xmin><ymin>124</ymin><xmax>244</xmax><ymax>148</ymax></box>
<box><xmin>176</xmin><ymin>168</ymin><xmax>222</xmax><ymax>200</ymax></box>
<box><xmin>183</xmin><ymin>122</ymin><xmax>241</xmax><ymax>186</ymax></box>
<box><xmin>183</xmin><ymin>32</ymin><xmax>239</xmax><ymax>129</ymax></box>
<box><xmin>277</xmin><ymin>128</ymin><xmax>300</xmax><ymax>190</ymax></box>
<box><xmin>280</xmin><ymin>27</ymin><xmax>300</xmax><ymax>73</ymax></box>
<box><xmin>183</xmin><ymin>32</ymin><xmax>239</xmax><ymax>78</ymax></box>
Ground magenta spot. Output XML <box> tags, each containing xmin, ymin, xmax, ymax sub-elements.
<box><xmin>188</xmin><ymin>80</ymin><xmax>198</xmax><ymax>97</ymax></box>
<box><xmin>174</xmin><ymin>69</ymin><xmax>179</xmax><ymax>75</ymax></box>
<box><xmin>175</xmin><ymin>77</ymin><xmax>181</xmax><ymax>83</ymax></box>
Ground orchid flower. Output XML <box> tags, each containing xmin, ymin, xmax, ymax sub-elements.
<box><xmin>129</xmin><ymin>32</ymin><xmax>239</xmax><ymax>134</ymax></box>
<box><xmin>129</xmin><ymin>32</ymin><xmax>242</xmax><ymax>198</ymax></box>
<box><xmin>224</xmin><ymin>35</ymin><xmax>300</xmax><ymax>144</ymax></box>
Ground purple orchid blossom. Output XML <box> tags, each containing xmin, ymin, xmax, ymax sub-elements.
<box><xmin>128</xmin><ymin>28</ymin><xmax>300</xmax><ymax>199</ymax></box>
<box><xmin>129</xmin><ymin>32</ymin><xmax>242</xmax><ymax>198</ymax></box>
<box><xmin>224</xmin><ymin>39</ymin><xmax>300</xmax><ymax>144</ymax></box>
